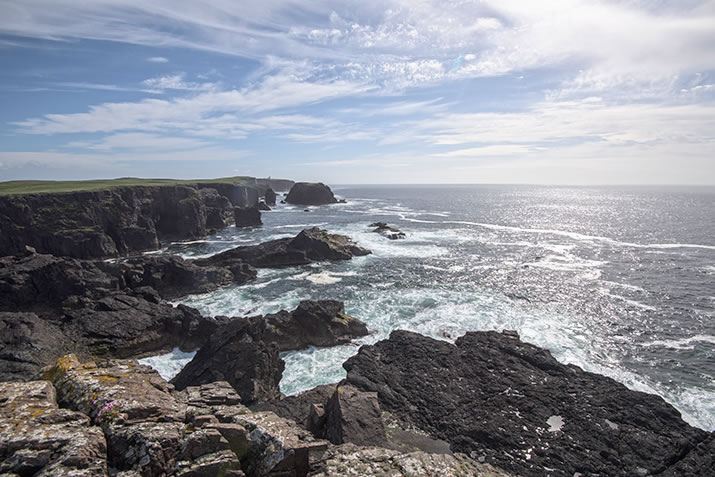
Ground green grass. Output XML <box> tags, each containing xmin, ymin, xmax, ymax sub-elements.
<box><xmin>0</xmin><ymin>176</ymin><xmax>257</xmax><ymax>196</ymax></box>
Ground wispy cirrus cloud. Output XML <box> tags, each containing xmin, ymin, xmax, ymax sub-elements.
<box><xmin>146</xmin><ymin>56</ymin><xmax>169</xmax><ymax>63</ymax></box>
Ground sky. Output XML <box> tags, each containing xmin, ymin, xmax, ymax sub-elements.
<box><xmin>0</xmin><ymin>0</ymin><xmax>714</xmax><ymax>184</ymax></box>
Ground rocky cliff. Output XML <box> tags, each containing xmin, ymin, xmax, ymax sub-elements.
<box><xmin>0</xmin><ymin>182</ymin><xmax>261</xmax><ymax>259</ymax></box>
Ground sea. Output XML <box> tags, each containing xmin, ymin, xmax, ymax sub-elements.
<box><xmin>139</xmin><ymin>185</ymin><xmax>715</xmax><ymax>432</ymax></box>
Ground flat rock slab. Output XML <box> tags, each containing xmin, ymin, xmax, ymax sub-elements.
<box><xmin>343</xmin><ymin>330</ymin><xmax>711</xmax><ymax>477</ymax></box>
<box><xmin>310</xmin><ymin>443</ymin><xmax>512</xmax><ymax>477</ymax></box>
<box><xmin>0</xmin><ymin>380</ymin><xmax>108</xmax><ymax>476</ymax></box>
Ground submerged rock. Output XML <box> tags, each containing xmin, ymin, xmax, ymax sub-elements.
<box><xmin>343</xmin><ymin>330</ymin><xmax>711</xmax><ymax>477</ymax></box>
<box><xmin>285</xmin><ymin>182</ymin><xmax>338</xmax><ymax>205</ymax></box>
<box><xmin>369</xmin><ymin>222</ymin><xmax>406</xmax><ymax>240</ymax></box>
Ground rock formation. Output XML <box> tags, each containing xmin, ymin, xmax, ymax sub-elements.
<box><xmin>264</xmin><ymin>187</ymin><xmax>277</xmax><ymax>206</ymax></box>
<box><xmin>0</xmin><ymin>183</ymin><xmax>261</xmax><ymax>259</ymax></box>
<box><xmin>171</xmin><ymin>300</ymin><xmax>369</xmax><ymax>403</ymax></box>
<box><xmin>234</xmin><ymin>206</ymin><xmax>262</xmax><ymax>227</ymax></box>
<box><xmin>369</xmin><ymin>222</ymin><xmax>406</xmax><ymax>240</ymax></box>
<box><xmin>199</xmin><ymin>227</ymin><xmax>370</xmax><ymax>269</ymax></box>
<box><xmin>342</xmin><ymin>329</ymin><xmax>713</xmax><ymax>477</ymax></box>
<box><xmin>285</xmin><ymin>182</ymin><xmax>338</xmax><ymax>205</ymax></box>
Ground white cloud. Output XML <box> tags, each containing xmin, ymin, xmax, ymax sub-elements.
<box><xmin>63</xmin><ymin>133</ymin><xmax>209</xmax><ymax>151</ymax></box>
<box><xmin>146</xmin><ymin>56</ymin><xmax>169</xmax><ymax>63</ymax></box>
<box><xmin>142</xmin><ymin>73</ymin><xmax>217</xmax><ymax>92</ymax></box>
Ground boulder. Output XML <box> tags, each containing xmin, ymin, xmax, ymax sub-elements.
<box><xmin>343</xmin><ymin>330</ymin><xmax>711</xmax><ymax>477</ymax></box>
<box><xmin>234</xmin><ymin>206</ymin><xmax>262</xmax><ymax>227</ymax></box>
<box><xmin>369</xmin><ymin>222</ymin><xmax>406</xmax><ymax>240</ymax></box>
<box><xmin>323</xmin><ymin>385</ymin><xmax>387</xmax><ymax>446</ymax></box>
<box><xmin>256</xmin><ymin>200</ymin><xmax>271</xmax><ymax>211</ymax></box>
<box><xmin>264</xmin><ymin>187</ymin><xmax>277</xmax><ymax>206</ymax></box>
<box><xmin>285</xmin><ymin>182</ymin><xmax>338</xmax><ymax>205</ymax></box>
<box><xmin>0</xmin><ymin>380</ymin><xmax>108</xmax><ymax>476</ymax></box>
<box><xmin>253</xmin><ymin>383</ymin><xmax>337</xmax><ymax>433</ymax></box>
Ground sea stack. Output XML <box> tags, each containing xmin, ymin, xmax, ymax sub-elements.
<box><xmin>285</xmin><ymin>182</ymin><xmax>338</xmax><ymax>205</ymax></box>
<box><xmin>234</xmin><ymin>206</ymin><xmax>262</xmax><ymax>227</ymax></box>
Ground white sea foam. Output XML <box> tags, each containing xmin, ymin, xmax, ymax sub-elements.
<box><xmin>642</xmin><ymin>335</ymin><xmax>715</xmax><ymax>350</ymax></box>
<box><xmin>447</xmin><ymin>220</ymin><xmax>715</xmax><ymax>251</ymax></box>
<box><xmin>139</xmin><ymin>348</ymin><xmax>196</xmax><ymax>381</ymax></box>
<box><xmin>305</xmin><ymin>272</ymin><xmax>342</xmax><ymax>285</ymax></box>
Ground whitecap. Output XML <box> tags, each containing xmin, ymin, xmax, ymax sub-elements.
<box><xmin>305</xmin><ymin>272</ymin><xmax>342</xmax><ymax>285</ymax></box>
<box><xmin>642</xmin><ymin>335</ymin><xmax>715</xmax><ymax>350</ymax></box>
<box><xmin>139</xmin><ymin>348</ymin><xmax>196</xmax><ymax>381</ymax></box>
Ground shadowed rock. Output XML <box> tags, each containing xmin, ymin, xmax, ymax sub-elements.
<box><xmin>171</xmin><ymin>301</ymin><xmax>368</xmax><ymax>404</ymax></box>
<box><xmin>324</xmin><ymin>385</ymin><xmax>387</xmax><ymax>446</ymax></box>
<box><xmin>343</xmin><ymin>330</ymin><xmax>711</xmax><ymax>477</ymax></box>
<box><xmin>285</xmin><ymin>182</ymin><xmax>338</xmax><ymax>205</ymax></box>
<box><xmin>234</xmin><ymin>206</ymin><xmax>262</xmax><ymax>227</ymax></box>
<box><xmin>200</xmin><ymin>227</ymin><xmax>370</xmax><ymax>269</ymax></box>
<box><xmin>264</xmin><ymin>187</ymin><xmax>277</xmax><ymax>206</ymax></box>
<box><xmin>369</xmin><ymin>222</ymin><xmax>406</xmax><ymax>240</ymax></box>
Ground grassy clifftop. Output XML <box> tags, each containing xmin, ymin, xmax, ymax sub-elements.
<box><xmin>0</xmin><ymin>176</ymin><xmax>256</xmax><ymax>196</ymax></box>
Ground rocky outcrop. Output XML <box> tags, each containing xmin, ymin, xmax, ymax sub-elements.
<box><xmin>257</xmin><ymin>201</ymin><xmax>271</xmax><ymax>211</ymax></box>
<box><xmin>264</xmin><ymin>188</ymin><xmax>277</xmax><ymax>206</ymax></box>
<box><xmin>323</xmin><ymin>385</ymin><xmax>387</xmax><ymax>447</ymax></box>
<box><xmin>369</xmin><ymin>222</ymin><xmax>406</xmax><ymax>240</ymax></box>
<box><xmin>201</xmin><ymin>227</ymin><xmax>370</xmax><ymax>269</ymax></box>
<box><xmin>235</xmin><ymin>206</ymin><xmax>262</xmax><ymax>227</ymax></box>
<box><xmin>342</xmin><ymin>330</ymin><xmax>712</xmax><ymax>477</ymax></box>
<box><xmin>256</xmin><ymin>178</ymin><xmax>295</xmax><ymax>193</ymax></box>
<box><xmin>171</xmin><ymin>301</ymin><xmax>368</xmax><ymax>403</ymax></box>
<box><xmin>0</xmin><ymin>380</ymin><xmax>108</xmax><ymax>476</ymax></box>
<box><xmin>285</xmin><ymin>183</ymin><xmax>338</xmax><ymax>205</ymax></box>
<box><xmin>0</xmin><ymin>182</ymin><xmax>261</xmax><ymax>259</ymax></box>
<box><xmin>312</xmin><ymin>443</ymin><xmax>510</xmax><ymax>477</ymax></box>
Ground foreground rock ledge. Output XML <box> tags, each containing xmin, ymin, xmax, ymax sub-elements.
<box><xmin>1</xmin><ymin>354</ymin><xmax>507</xmax><ymax>476</ymax></box>
<box><xmin>342</xmin><ymin>329</ymin><xmax>712</xmax><ymax>477</ymax></box>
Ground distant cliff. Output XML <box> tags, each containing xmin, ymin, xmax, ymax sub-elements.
<box><xmin>0</xmin><ymin>177</ymin><xmax>293</xmax><ymax>259</ymax></box>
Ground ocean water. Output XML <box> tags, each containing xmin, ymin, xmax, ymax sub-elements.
<box><xmin>142</xmin><ymin>185</ymin><xmax>715</xmax><ymax>431</ymax></box>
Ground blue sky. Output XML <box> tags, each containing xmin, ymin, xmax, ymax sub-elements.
<box><xmin>1</xmin><ymin>1</ymin><xmax>714</xmax><ymax>184</ymax></box>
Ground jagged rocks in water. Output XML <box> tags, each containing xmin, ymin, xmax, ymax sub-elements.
<box><xmin>171</xmin><ymin>300</ymin><xmax>368</xmax><ymax>403</ymax></box>
<box><xmin>285</xmin><ymin>182</ymin><xmax>338</xmax><ymax>205</ymax></box>
<box><xmin>234</xmin><ymin>206</ymin><xmax>262</xmax><ymax>227</ymax></box>
<box><xmin>201</xmin><ymin>227</ymin><xmax>370</xmax><ymax>269</ymax></box>
<box><xmin>256</xmin><ymin>200</ymin><xmax>271</xmax><ymax>211</ymax></box>
<box><xmin>323</xmin><ymin>385</ymin><xmax>387</xmax><ymax>447</ymax></box>
<box><xmin>369</xmin><ymin>222</ymin><xmax>406</xmax><ymax>240</ymax></box>
<box><xmin>171</xmin><ymin>318</ymin><xmax>285</xmax><ymax>404</ymax></box>
<box><xmin>0</xmin><ymin>380</ymin><xmax>108</xmax><ymax>476</ymax></box>
<box><xmin>260</xmin><ymin>300</ymin><xmax>368</xmax><ymax>351</ymax></box>
<box><xmin>342</xmin><ymin>330</ymin><xmax>711</xmax><ymax>477</ymax></box>
<box><xmin>264</xmin><ymin>187</ymin><xmax>277</xmax><ymax>206</ymax></box>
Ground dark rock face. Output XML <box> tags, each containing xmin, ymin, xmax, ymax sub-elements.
<box><xmin>234</xmin><ymin>206</ymin><xmax>262</xmax><ymax>227</ymax></box>
<box><xmin>0</xmin><ymin>183</ymin><xmax>258</xmax><ymax>259</ymax></box>
<box><xmin>0</xmin><ymin>380</ymin><xmax>108</xmax><ymax>476</ymax></box>
<box><xmin>369</xmin><ymin>222</ymin><xmax>406</xmax><ymax>240</ymax></box>
<box><xmin>264</xmin><ymin>187</ymin><xmax>277</xmax><ymax>206</ymax></box>
<box><xmin>0</xmin><ymin>312</ymin><xmax>70</xmax><ymax>382</ymax></box>
<box><xmin>343</xmin><ymin>330</ymin><xmax>711</xmax><ymax>477</ymax></box>
<box><xmin>253</xmin><ymin>384</ymin><xmax>337</xmax><ymax>432</ymax></box>
<box><xmin>171</xmin><ymin>317</ymin><xmax>285</xmax><ymax>404</ymax></box>
<box><xmin>285</xmin><ymin>182</ymin><xmax>338</xmax><ymax>205</ymax></box>
<box><xmin>203</xmin><ymin>227</ymin><xmax>370</xmax><ymax>269</ymax></box>
<box><xmin>171</xmin><ymin>301</ymin><xmax>368</xmax><ymax>403</ymax></box>
<box><xmin>324</xmin><ymin>385</ymin><xmax>387</xmax><ymax>447</ymax></box>
<box><xmin>256</xmin><ymin>201</ymin><xmax>271</xmax><ymax>211</ymax></box>
<box><xmin>260</xmin><ymin>300</ymin><xmax>369</xmax><ymax>351</ymax></box>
